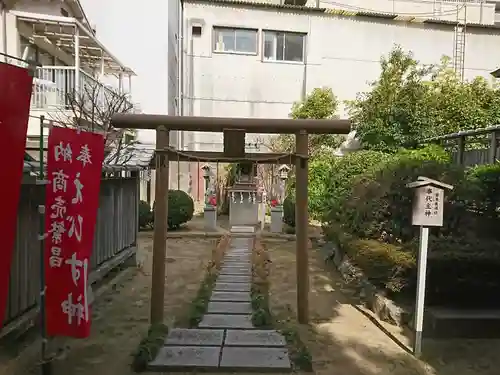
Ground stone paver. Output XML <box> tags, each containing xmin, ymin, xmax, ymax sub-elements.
<box><xmin>214</xmin><ymin>282</ymin><xmax>251</xmax><ymax>292</ymax></box>
<box><xmin>207</xmin><ymin>301</ymin><xmax>252</xmax><ymax>314</ymax></box>
<box><xmin>230</xmin><ymin>226</ymin><xmax>256</xmax><ymax>233</ymax></box>
<box><xmin>220</xmin><ymin>268</ymin><xmax>251</xmax><ymax>276</ymax></box>
<box><xmin>224</xmin><ymin>329</ymin><xmax>287</xmax><ymax>347</ymax></box>
<box><xmin>219</xmin><ymin>347</ymin><xmax>291</xmax><ymax>371</ymax></box>
<box><xmin>165</xmin><ymin>328</ymin><xmax>224</xmax><ymax>346</ymax></box>
<box><xmin>221</xmin><ymin>265</ymin><xmax>251</xmax><ymax>271</ymax></box>
<box><xmin>149</xmin><ymin>346</ymin><xmax>221</xmax><ymax>370</ymax></box>
<box><xmin>199</xmin><ymin>314</ymin><xmax>253</xmax><ymax>329</ymax></box>
<box><xmin>211</xmin><ymin>291</ymin><xmax>251</xmax><ymax>302</ymax></box>
<box><xmin>218</xmin><ymin>275</ymin><xmax>251</xmax><ymax>283</ymax></box>
<box><xmin>222</xmin><ymin>263</ymin><xmax>251</xmax><ymax>269</ymax></box>
<box><xmin>225</xmin><ymin>255</ymin><xmax>251</xmax><ymax>260</ymax></box>
<box><xmin>150</xmin><ymin>234</ymin><xmax>291</xmax><ymax>372</ymax></box>
<box><xmin>220</xmin><ymin>269</ymin><xmax>251</xmax><ymax>275</ymax></box>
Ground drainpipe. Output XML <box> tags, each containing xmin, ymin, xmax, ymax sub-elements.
<box><xmin>178</xmin><ymin>0</ymin><xmax>184</xmax><ymax>147</ymax></box>
<box><xmin>118</xmin><ymin>71</ymin><xmax>123</xmax><ymax>94</ymax></box>
<box><xmin>178</xmin><ymin>0</ymin><xmax>184</xmax><ymax>116</ymax></box>
<box><xmin>1</xmin><ymin>1</ymin><xmax>7</xmax><ymax>62</ymax></box>
<box><xmin>74</xmin><ymin>25</ymin><xmax>80</xmax><ymax>93</ymax></box>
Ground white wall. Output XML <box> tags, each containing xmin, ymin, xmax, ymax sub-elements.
<box><xmin>181</xmin><ymin>1</ymin><xmax>500</xmax><ymax>151</ymax></box>
<box><xmin>244</xmin><ymin>0</ymin><xmax>496</xmax><ymax>25</ymax></box>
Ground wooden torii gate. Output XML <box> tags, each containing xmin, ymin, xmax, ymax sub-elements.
<box><xmin>111</xmin><ymin>114</ymin><xmax>351</xmax><ymax>324</ymax></box>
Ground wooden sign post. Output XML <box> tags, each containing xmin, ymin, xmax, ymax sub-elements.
<box><xmin>406</xmin><ymin>176</ymin><xmax>453</xmax><ymax>358</ymax></box>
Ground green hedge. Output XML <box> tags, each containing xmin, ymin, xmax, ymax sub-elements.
<box><xmin>152</xmin><ymin>190</ymin><xmax>195</xmax><ymax>230</ymax></box>
<box><xmin>139</xmin><ymin>200</ymin><xmax>153</xmax><ymax>230</ymax></box>
<box><xmin>318</xmin><ymin>146</ymin><xmax>500</xmax><ymax>308</ymax></box>
<box><xmin>330</xmin><ymin>229</ymin><xmax>500</xmax><ymax>308</ymax></box>
<box><xmin>283</xmin><ymin>195</ymin><xmax>295</xmax><ymax>228</ymax></box>
<box><xmin>308</xmin><ymin>151</ymin><xmax>390</xmax><ymax>222</ymax></box>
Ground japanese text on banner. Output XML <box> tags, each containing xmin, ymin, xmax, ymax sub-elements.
<box><xmin>44</xmin><ymin>127</ymin><xmax>104</xmax><ymax>338</ymax></box>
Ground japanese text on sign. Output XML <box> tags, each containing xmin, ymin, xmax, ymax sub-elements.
<box><xmin>411</xmin><ymin>186</ymin><xmax>444</xmax><ymax>227</ymax></box>
<box><xmin>44</xmin><ymin>128</ymin><xmax>104</xmax><ymax>338</ymax></box>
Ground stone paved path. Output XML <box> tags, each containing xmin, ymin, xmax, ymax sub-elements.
<box><xmin>148</xmin><ymin>231</ymin><xmax>292</xmax><ymax>372</ymax></box>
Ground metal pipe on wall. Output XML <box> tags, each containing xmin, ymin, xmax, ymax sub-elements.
<box><xmin>178</xmin><ymin>0</ymin><xmax>185</xmax><ymax>151</ymax></box>
<box><xmin>1</xmin><ymin>1</ymin><xmax>7</xmax><ymax>63</ymax></box>
<box><xmin>74</xmin><ymin>26</ymin><xmax>80</xmax><ymax>92</ymax></box>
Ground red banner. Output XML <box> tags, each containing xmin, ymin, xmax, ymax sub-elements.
<box><xmin>0</xmin><ymin>63</ymin><xmax>34</xmax><ymax>327</ymax></box>
<box><xmin>44</xmin><ymin>127</ymin><xmax>104</xmax><ymax>338</ymax></box>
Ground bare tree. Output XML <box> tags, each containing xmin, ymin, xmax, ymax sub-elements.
<box><xmin>51</xmin><ymin>80</ymin><xmax>136</xmax><ymax>164</ymax></box>
<box><xmin>252</xmin><ymin>135</ymin><xmax>295</xmax><ymax>201</ymax></box>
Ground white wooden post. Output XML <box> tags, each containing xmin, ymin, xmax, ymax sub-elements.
<box><xmin>406</xmin><ymin>176</ymin><xmax>453</xmax><ymax>358</ymax></box>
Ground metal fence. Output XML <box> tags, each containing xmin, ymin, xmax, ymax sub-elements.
<box><xmin>1</xmin><ymin>176</ymin><xmax>138</xmax><ymax>331</ymax></box>
<box><xmin>424</xmin><ymin>125</ymin><xmax>500</xmax><ymax>167</ymax></box>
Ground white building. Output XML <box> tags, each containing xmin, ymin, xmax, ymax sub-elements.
<box><xmin>168</xmin><ymin>0</ymin><xmax>500</xmax><ymax>199</ymax></box>
<box><xmin>176</xmin><ymin>0</ymin><xmax>500</xmax><ymax>149</ymax></box>
<box><xmin>0</xmin><ymin>0</ymin><xmax>135</xmax><ymax>150</ymax></box>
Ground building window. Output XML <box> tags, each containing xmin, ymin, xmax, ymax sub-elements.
<box><xmin>263</xmin><ymin>31</ymin><xmax>305</xmax><ymax>63</ymax></box>
<box><xmin>213</xmin><ymin>27</ymin><xmax>258</xmax><ymax>54</ymax></box>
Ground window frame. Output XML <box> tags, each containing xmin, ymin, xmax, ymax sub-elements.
<box><xmin>212</xmin><ymin>26</ymin><xmax>259</xmax><ymax>56</ymax></box>
<box><xmin>262</xmin><ymin>30</ymin><xmax>306</xmax><ymax>64</ymax></box>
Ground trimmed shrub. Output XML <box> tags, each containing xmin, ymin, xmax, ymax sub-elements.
<box><xmin>320</xmin><ymin>146</ymin><xmax>500</xmax><ymax>308</ymax></box>
<box><xmin>152</xmin><ymin>190</ymin><xmax>195</xmax><ymax>230</ymax></box>
<box><xmin>168</xmin><ymin>190</ymin><xmax>194</xmax><ymax>229</ymax></box>
<box><xmin>310</xmin><ymin>150</ymin><xmax>391</xmax><ymax>222</ymax></box>
<box><xmin>139</xmin><ymin>200</ymin><xmax>153</xmax><ymax>230</ymax></box>
<box><xmin>345</xmin><ymin>238</ymin><xmax>415</xmax><ymax>294</ymax></box>
<box><xmin>329</xmin><ymin>228</ymin><xmax>500</xmax><ymax>307</ymax></box>
<box><xmin>283</xmin><ymin>195</ymin><xmax>295</xmax><ymax>227</ymax></box>
<box><xmin>419</xmin><ymin>235</ymin><xmax>500</xmax><ymax>308</ymax></box>
<box><xmin>464</xmin><ymin>162</ymin><xmax>500</xmax><ymax>239</ymax></box>
<box><xmin>332</xmin><ymin>145</ymin><xmax>469</xmax><ymax>242</ymax></box>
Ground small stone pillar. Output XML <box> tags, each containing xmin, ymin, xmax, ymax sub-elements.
<box><xmin>270</xmin><ymin>206</ymin><xmax>284</xmax><ymax>233</ymax></box>
<box><xmin>204</xmin><ymin>206</ymin><xmax>217</xmax><ymax>231</ymax></box>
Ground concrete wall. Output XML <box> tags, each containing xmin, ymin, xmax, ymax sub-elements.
<box><xmin>181</xmin><ymin>1</ymin><xmax>500</xmax><ymax>151</ymax></box>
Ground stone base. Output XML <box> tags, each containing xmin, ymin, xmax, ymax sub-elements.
<box><xmin>229</xmin><ymin>196</ymin><xmax>259</xmax><ymax>226</ymax></box>
<box><xmin>270</xmin><ymin>207</ymin><xmax>284</xmax><ymax>233</ymax></box>
<box><xmin>204</xmin><ymin>206</ymin><xmax>217</xmax><ymax>230</ymax></box>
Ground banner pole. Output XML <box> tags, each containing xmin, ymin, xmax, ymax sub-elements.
<box><xmin>37</xmin><ymin>115</ymin><xmax>52</xmax><ymax>375</ymax></box>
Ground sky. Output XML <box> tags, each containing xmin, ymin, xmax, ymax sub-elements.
<box><xmin>80</xmin><ymin>0</ymin><xmax>168</xmax><ymax>144</ymax></box>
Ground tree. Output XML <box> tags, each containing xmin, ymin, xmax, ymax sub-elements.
<box><xmin>348</xmin><ymin>45</ymin><xmax>500</xmax><ymax>153</ymax></box>
<box><xmin>347</xmin><ymin>45</ymin><xmax>434</xmax><ymax>152</ymax></box>
<box><xmin>427</xmin><ymin>58</ymin><xmax>500</xmax><ymax>136</ymax></box>
<box><xmin>266</xmin><ymin>87</ymin><xmax>343</xmax><ymax>155</ymax></box>
<box><xmin>52</xmin><ymin>80</ymin><xmax>136</xmax><ymax>164</ymax></box>
<box><xmin>256</xmin><ymin>87</ymin><xmax>342</xmax><ymax>200</ymax></box>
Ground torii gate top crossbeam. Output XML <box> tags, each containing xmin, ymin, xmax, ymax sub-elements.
<box><xmin>111</xmin><ymin>114</ymin><xmax>351</xmax><ymax>134</ymax></box>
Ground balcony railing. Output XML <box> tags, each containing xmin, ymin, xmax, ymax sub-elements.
<box><xmin>31</xmin><ymin>66</ymin><xmax>131</xmax><ymax>113</ymax></box>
